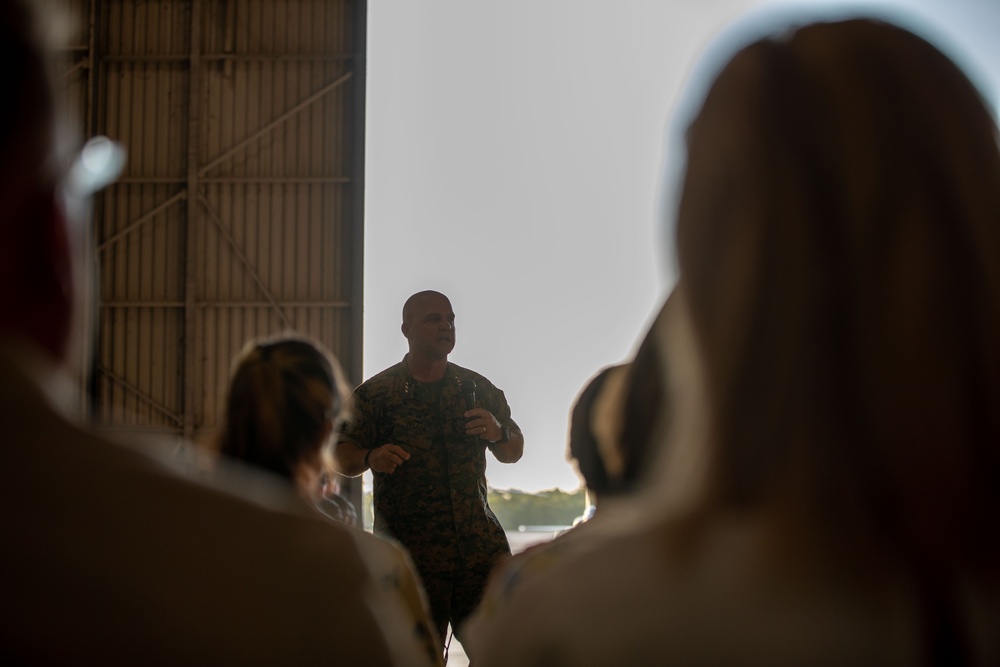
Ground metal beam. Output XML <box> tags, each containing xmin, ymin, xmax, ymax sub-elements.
<box><xmin>98</xmin><ymin>190</ymin><xmax>187</xmax><ymax>252</ymax></box>
<box><xmin>197</xmin><ymin>192</ymin><xmax>293</xmax><ymax>329</ymax></box>
<box><xmin>99</xmin><ymin>53</ymin><xmax>354</xmax><ymax>63</ymax></box>
<box><xmin>95</xmin><ymin>64</ymin><xmax>354</xmax><ymax>255</ymax></box>
<box><xmin>181</xmin><ymin>0</ymin><xmax>203</xmax><ymax>441</ymax></box>
<box><xmin>97</xmin><ymin>365</ymin><xmax>184</xmax><ymax>426</ymax></box>
<box><xmin>198</xmin><ymin>71</ymin><xmax>353</xmax><ymax>177</ymax></box>
<box><xmin>100</xmin><ymin>300</ymin><xmax>350</xmax><ymax>308</ymax></box>
<box><xmin>61</xmin><ymin>60</ymin><xmax>88</xmax><ymax>84</ymax></box>
<box><xmin>117</xmin><ymin>176</ymin><xmax>350</xmax><ymax>185</ymax></box>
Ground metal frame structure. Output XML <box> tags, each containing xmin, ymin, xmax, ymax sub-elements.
<box><xmin>59</xmin><ymin>0</ymin><xmax>366</xmax><ymax>498</ymax></box>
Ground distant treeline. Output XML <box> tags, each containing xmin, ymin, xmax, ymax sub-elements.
<box><xmin>488</xmin><ymin>488</ymin><xmax>587</xmax><ymax>530</ymax></box>
<box><xmin>361</xmin><ymin>488</ymin><xmax>587</xmax><ymax>532</ymax></box>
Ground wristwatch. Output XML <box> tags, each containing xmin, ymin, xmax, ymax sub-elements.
<box><xmin>489</xmin><ymin>425</ymin><xmax>511</xmax><ymax>446</ymax></box>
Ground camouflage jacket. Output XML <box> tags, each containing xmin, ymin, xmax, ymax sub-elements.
<box><xmin>340</xmin><ymin>357</ymin><xmax>516</xmax><ymax>573</ymax></box>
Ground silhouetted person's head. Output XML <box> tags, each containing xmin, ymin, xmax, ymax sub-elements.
<box><xmin>672</xmin><ymin>18</ymin><xmax>1000</xmax><ymax>567</ymax></box>
<box><xmin>401</xmin><ymin>290</ymin><xmax>456</xmax><ymax>361</ymax></box>
<box><xmin>569</xmin><ymin>307</ymin><xmax>669</xmax><ymax>502</ymax></box>
<box><xmin>0</xmin><ymin>0</ymin><xmax>74</xmax><ymax>363</ymax></box>
<box><xmin>217</xmin><ymin>336</ymin><xmax>349</xmax><ymax>493</ymax></box>
<box><xmin>568</xmin><ymin>364</ymin><xmax>623</xmax><ymax>500</ymax></box>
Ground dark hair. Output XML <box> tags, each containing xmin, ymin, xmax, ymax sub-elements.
<box><xmin>617</xmin><ymin>312</ymin><xmax>668</xmax><ymax>492</ymax></box>
<box><xmin>217</xmin><ymin>336</ymin><xmax>349</xmax><ymax>485</ymax></box>
<box><xmin>571</xmin><ymin>304</ymin><xmax>670</xmax><ymax>498</ymax></box>
<box><xmin>568</xmin><ymin>365</ymin><xmax>620</xmax><ymax>496</ymax></box>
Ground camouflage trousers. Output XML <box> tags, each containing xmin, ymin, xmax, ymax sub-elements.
<box><xmin>419</xmin><ymin>561</ymin><xmax>496</xmax><ymax>648</ymax></box>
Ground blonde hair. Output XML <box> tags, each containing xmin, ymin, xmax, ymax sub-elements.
<box><xmin>675</xmin><ymin>18</ymin><xmax>1000</xmax><ymax>567</ymax></box>
<box><xmin>217</xmin><ymin>336</ymin><xmax>349</xmax><ymax>488</ymax></box>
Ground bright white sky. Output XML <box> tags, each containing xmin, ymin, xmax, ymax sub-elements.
<box><xmin>363</xmin><ymin>0</ymin><xmax>1000</xmax><ymax>493</ymax></box>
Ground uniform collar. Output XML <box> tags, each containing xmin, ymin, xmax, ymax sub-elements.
<box><xmin>397</xmin><ymin>356</ymin><xmax>465</xmax><ymax>398</ymax></box>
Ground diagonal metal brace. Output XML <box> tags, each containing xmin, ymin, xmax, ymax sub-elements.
<box><xmin>198</xmin><ymin>70</ymin><xmax>353</xmax><ymax>177</ymax></box>
<box><xmin>97</xmin><ymin>364</ymin><xmax>184</xmax><ymax>426</ymax></box>
<box><xmin>98</xmin><ymin>189</ymin><xmax>188</xmax><ymax>252</ymax></box>
<box><xmin>197</xmin><ymin>192</ymin><xmax>293</xmax><ymax>329</ymax></box>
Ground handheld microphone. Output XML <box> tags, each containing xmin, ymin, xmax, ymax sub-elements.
<box><xmin>461</xmin><ymin>379</ymin><xmax>477</xmax><ymax>410</ymax></box>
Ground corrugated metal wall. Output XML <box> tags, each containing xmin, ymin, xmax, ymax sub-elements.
<box><xmin>60</xmin><ymin>1</ymin><xmax>365</xmax><ymax>454</ymax></box>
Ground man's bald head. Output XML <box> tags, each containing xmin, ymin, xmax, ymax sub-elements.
<box><xmin>400</xmin><ymin>291</ymin><xmax>455</xmax><ymax>361</ymax></box>
<box><xmin>402</xmin><ymin>290</ymin><xmax>450</xmax><ymax>325</ymax></box>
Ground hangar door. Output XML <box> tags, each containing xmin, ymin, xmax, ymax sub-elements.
<box><xmin>60</xmin><ymin>0</ymin><xmax>366</xmax><ymax>453</ymax></box>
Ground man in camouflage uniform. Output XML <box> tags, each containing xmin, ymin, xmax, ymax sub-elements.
<box><xmin>336</xmin><ymin>290</ymin><xmax>524</xmax><ymax>648</ymax></box>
